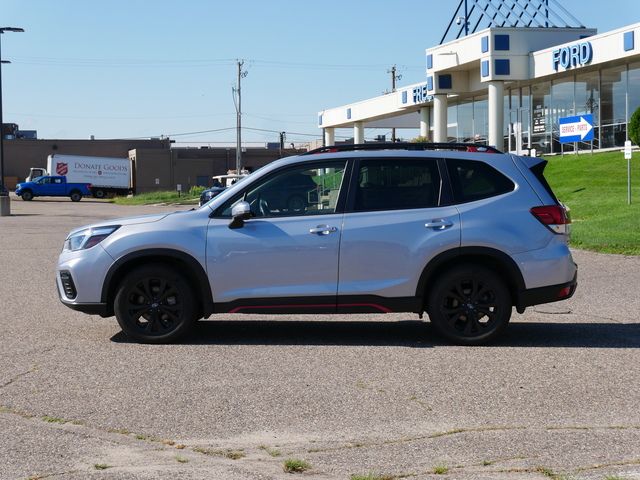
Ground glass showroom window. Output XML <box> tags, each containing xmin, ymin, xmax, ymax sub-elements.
<box><xmin>447</xmin><ymin>103</ymin><xmax>458</xmax><ymax>142</ymax></box>
<box><xmin>601</xmin><ymin>65</ymin><xmax>628</xmax><ymax>148</ymax></box>
<box><xmin>628</xmin><ymin>62</ymin><xmax>640</xmax><ymax>124</ymax></box>
<box><xmin>473</xmin><ymin>95</ymin><xmax>489</xmax><ymax>145</ymax></box>
<box><xmin>457</xmin><ymin>99</ymin><xmax>474</xmax><ymax>142</ymax></box>
<box><xmin>551</xmin><ymin>77</ymin><xmax>576</xmax><ymax>153</ymax></box>
<box><xmin>531</xmin><ymin>81</ymin><xmax>551</xmax><ymax>154</ymax></box>
<box><xmin>575</xmin><ymin>70</ymin><xmax>600</xmax><ymax>150</ymax></box>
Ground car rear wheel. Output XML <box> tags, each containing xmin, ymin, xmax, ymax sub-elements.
<box><xmin>114</xmin><ymin>266</ymin><xmax>196</xmax><ymax>344</ymax></box>
<box><xmin>427</xmin><ymin>265</ymin><xmax>511</xmax><ymax>345</ymax></box>
<box><xmin>70</xmin><ymin>191</ymin><xmax>82</xmax><ymax>202</ymax></box>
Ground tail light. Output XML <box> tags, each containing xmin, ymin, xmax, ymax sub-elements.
<box><xmin>87</xmin><ymin>183</ymin><xmax>92</xmax><ymax>189</ymax></box>
<box><xmin>531</xmin><ymin>205</ymin><xmax>571</xmax><ymax>234</ymax></box>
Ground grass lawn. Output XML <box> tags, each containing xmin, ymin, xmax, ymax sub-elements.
<box><xmin>543</xmin><ymin>150</ymin><xmax>640</xmax><ymax>255</ymax></box>
<box><xmin>112</xmin><ymin>190</ymin><xmax>200</xmax><ymax>206</ymax></box>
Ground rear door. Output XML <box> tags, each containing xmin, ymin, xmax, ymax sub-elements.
<box><xmin>338</xmin><ymin>157</ymin><xmax>460</xmax><ymax>303</ymax></box>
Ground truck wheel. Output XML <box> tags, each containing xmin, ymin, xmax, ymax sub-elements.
<box><xmin>70</xmin><ymin>191</ymin><xmax>82</xmax><ymax>202</ymax></box>
<box><xmin>21</xmin><ymin>190</ymin><xmax>33</xmax><ymax>201</ymax></box>
<box><xmin>114</xmin><ymin>265</ymin><xmax>197</xmax><ymax>344</ymax></box>
<box><xmin>93</xmin><ymin>189</ymin><xmax>106</xmax><ymax>199</ymax></box>
<box><xmin>427</xmin><ymin>265</ymin><xmax>511</xmax><ymax>345</ymax></box>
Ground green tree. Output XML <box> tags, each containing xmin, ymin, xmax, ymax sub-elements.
<box><xmin>629</xmin><ymin>106</ymin><xmax>640</xmax><ymax>146</ymax></box>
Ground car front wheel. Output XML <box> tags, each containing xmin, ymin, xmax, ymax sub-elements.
<box><xmin>427</xmin><ymin>265</ymin><xmax>511</xmax><ymax>345</ymax></box>
<box><xmin>114</xmin><ymin>266</ymin><xmax>197</xmax><ymax>343</ymax></box>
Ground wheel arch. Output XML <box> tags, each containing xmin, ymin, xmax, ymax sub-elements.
<box><xmin>416</xmin><ymin>247</ymin><xmax>526</xmax><ymax>310</ymax></box>
<box><xmin>101</xmin><ymin>248</ymin><xmax>214</xmax><ymax>318</ymax></box>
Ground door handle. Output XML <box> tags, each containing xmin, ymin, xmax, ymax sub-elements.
<box><xmin>425</xmin><ymin>219</ymin><xmax>454</xmax><ymax>230</ymax></box>
<box><xmin>309</xmin><ymin>225</ymin><xmax>338</xmax><ymax>235</ymax></box>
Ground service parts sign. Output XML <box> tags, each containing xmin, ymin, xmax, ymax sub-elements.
<box><xmin>54</xmin><ymin>158</ymin><xmax>130</xmax><ymax>187</ymax></box>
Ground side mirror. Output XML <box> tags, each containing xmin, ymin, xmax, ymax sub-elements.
<box><xmin>229</xmin><ymin>201</ymin><xmax>252</xmax><ymax>229</ymax></box>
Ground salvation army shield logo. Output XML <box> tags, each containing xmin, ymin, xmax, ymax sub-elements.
<box><xmin>56</xmin><ymin>163</ymin><xmax>68</xmax><ymax>175</ymax></box>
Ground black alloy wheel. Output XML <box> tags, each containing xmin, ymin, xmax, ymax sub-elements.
<box><xmin>70</xmin><ymin>191</ymin><xmax>82</xmax><ymax>202</ymax></box>
<box><xmin>21</xmin><ymin>190</ymin><xmax>33</xmax><ymax>201</ymax></box>
<box><xmin>114</xmin><ymin>266</ymin><xmax>196</xmax><ymax>343</ymax></box>
<box><xmin>427</xmin><ymin>265</ymin><xmax>511</xmax><ymax>345</ymax></box>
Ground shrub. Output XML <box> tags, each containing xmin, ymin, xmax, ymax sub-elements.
<box><xmin>189</xmin><ymin>185</ymin><xmax>206</xmax><ymax>196</ymax></box>
<box><xmin>629</xmin><ymin>106</ymin><xmax>640</xmax><ymax>146</ymax></box>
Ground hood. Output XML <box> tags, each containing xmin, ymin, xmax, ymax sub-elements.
<box><xmin>66</xmin><ymin>212</ymin><xmax>172</xmax><ymax>237</ymax></box>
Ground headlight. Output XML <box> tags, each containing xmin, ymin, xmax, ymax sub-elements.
<box><xmin>63</xmin><ymin>226</ymin><xmax>120</xmax><ymax>252</ymax></box>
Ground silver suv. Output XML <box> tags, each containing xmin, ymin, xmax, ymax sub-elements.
<box><xmin>56</xmin><ymin>143</ymin><xmax>577</xmax><ymax>345</ymax></box>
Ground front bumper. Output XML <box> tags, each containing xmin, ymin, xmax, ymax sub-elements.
<box><xmin>56</xmin><ymin>244</ymin><xmax>115</xmax><ymax>316</ymax></box>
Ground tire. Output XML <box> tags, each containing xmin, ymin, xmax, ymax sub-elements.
<box><xmin>21</xmin><ymin>190</ymin><xmax>33</xmax><ymax>201</ymax></box>
<box><xmin>427</xmin><ymin>265</ymin><xmax>511</xmax><ymax>345</ymax></box>
<box><xmin>70</xmin><ymin>191</ymin><xmax>82</xmax><ymax>202</ymax></box>
<box><xmin>93</xmin><ymin>189</ymin><xmax>106</xmax><ymax>199</ymax></box>
<box><xmin>114</xmin><ymin>265</ymin><xmax>197</xmax><ymax>344</ymax></box>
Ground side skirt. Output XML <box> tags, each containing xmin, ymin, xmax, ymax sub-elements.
<box><xmin>213</xmin><ymin>296</ymin><xmax>423</xmax><ymax>315</ymax></box>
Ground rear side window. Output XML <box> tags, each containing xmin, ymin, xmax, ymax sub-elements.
<box><xmin>447</xmin><ymin>159</ymin><xmax>515</xmax><ymax>203</ymax></box>
<box><xmin>354</xmin><ymin>158</ymin><xmax>440</xmax><ymax>211</ymax></box>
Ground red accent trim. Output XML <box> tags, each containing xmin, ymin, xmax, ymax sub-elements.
<box><xmin>229</xmin><ymin>303</ymin><xmax>392</xmax><ymax>314</ymax></box>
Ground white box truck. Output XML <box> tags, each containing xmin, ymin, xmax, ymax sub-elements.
<box><xmin>26</xmin><ymin>154</ymin><xmax>134</xmax><ymax>198</ymax></box>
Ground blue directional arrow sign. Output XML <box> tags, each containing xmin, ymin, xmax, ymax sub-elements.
<box><xmin>559</xmin><ymin>114</ymin><xmax>594</xmax><ymax>143</ymax></box>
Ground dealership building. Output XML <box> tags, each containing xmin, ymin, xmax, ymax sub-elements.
<box><xmin>318</xmin><ymin>1</ymin><xmax>640</xmax><ymax>154</ymax></box>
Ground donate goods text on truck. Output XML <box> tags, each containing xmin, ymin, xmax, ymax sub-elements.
<box><xmin>27</xmin><ymin>154</ymin><xmax>134</xmax><ymax>198</ymax></box>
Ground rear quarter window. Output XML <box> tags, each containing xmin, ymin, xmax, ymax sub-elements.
<box><xmin>447</xmin><ymin>159</ymin><xmax>515</xmax><ymax>203</ymax></box>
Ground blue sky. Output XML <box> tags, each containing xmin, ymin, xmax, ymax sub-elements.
<box><xmin>1</xmin><ymin>0</ymin><xmax>637</xmax><ymax>145</ymax></box>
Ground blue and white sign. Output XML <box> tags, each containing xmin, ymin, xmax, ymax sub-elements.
<box><xmin>552</xmin><ymin>42</ymin><xmax>593</xmax><ymax>71</ymax></box>
<box><xmin>559</xmin><ymin>114</ymin><xmax>594</xmax><ymax>143</ymax></box>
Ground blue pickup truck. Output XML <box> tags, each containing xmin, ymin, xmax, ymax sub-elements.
<box><xmin>15</xmin><ymin>176</ymin><xmax>92</xmax><ymax>202</ymax></box>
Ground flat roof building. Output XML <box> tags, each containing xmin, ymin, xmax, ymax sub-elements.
<box><xmin>319</xmin><ymin>1</ymin><xmax>640</xmax><ymax>155</ymax></box>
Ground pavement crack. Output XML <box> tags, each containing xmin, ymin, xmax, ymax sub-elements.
<box><xmin>307</xmin><ymin>425</ymin><xmax>527</xmax><ymax>453</ymax></box>
<box><xmin>1</xmin><ymin>366</ymin><xmax>37</xmax><ymax>389</ymax></box>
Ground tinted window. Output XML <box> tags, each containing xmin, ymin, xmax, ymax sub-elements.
<box><xmin>216</xmin><ymin>161</ymin><xmax>347</xmax><ymax>218</ymax></box>
<box><xmin>447</xmin><ymin>159</ymin><xmax>514</xmax><ymax>203</ymax></box>
<box><xmin>354</xmin><ymin>159</ymin><xmax>440</xmax><ymax>211</ymax></box>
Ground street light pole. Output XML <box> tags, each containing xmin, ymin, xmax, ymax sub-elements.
<box><xmin>0</xmin><ymin>27</ymin><xmax>25</xmax><ymax>199</ymax></box>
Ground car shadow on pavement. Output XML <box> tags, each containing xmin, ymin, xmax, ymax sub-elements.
<box><xmin>110</xmin><ymin>320</ymin><xmax>640</xmax><ymax>348</ymax></box>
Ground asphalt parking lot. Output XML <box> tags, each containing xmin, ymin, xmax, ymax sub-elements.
<box><xmin>1</xmin><ymin>195</ymin><xmax>639</xmax><ymax>480</ymax></box>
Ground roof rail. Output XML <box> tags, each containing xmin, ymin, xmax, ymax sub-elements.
<box><xmin>304</xmin><ymin>142</ymin><xmax>503</xmax><ymax>155</ymax></box>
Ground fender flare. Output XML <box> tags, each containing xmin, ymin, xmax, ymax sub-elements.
<box><xmin>101</xmin><ymin>248</ymin><xmax>214</xmax><ymax>317</ymax></box>
<box><xmin>415</xmin><ymin>246</ymin><xmax>526</xmax><ymax>304</ymax></box>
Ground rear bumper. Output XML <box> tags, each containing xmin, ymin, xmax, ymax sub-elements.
<box><xmin>517</xmin><ymin>270</ymin><xmax>577</xmax><ymax>310</ymax></box>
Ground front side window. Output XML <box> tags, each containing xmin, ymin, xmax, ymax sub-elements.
<box><xmin>217</xmin><ymin>161</ymin><xmax>347</xmax><ymax>218</ymax></box>
<box><xmin>354</xmin><ymin>158</ymin><xmax>441</xmax><ymax>211</ymax></box>
<box><xmin>447</xmin><ymin>159</ymin><xmax>515</xmax><ymax>203</ymax></box>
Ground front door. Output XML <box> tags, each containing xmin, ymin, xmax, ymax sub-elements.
<box><xmin>206</xmin><ymin>160</ymin><xmax>348</xmax><ymax>311</ymax></box>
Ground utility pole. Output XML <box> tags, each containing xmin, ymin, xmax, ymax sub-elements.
<box><xmin>387</xmin><ymin>65</ymin><xmax>402</xmax><ymax>142</ymax></box>
<box><xmin>279</xmin><ymin>131</ymin><xmax>286</xmax><ymax>158</ymax></box>
<box><xmin>232</xmin><ymin>60</ymin><xmax>248</xmax><ymax>174</ymax></box>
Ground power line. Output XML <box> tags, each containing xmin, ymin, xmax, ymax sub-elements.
<box><xmin>9</xmin><ymin>56</ymin><xmax>423</xmax><ymax>71</ymax></box>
